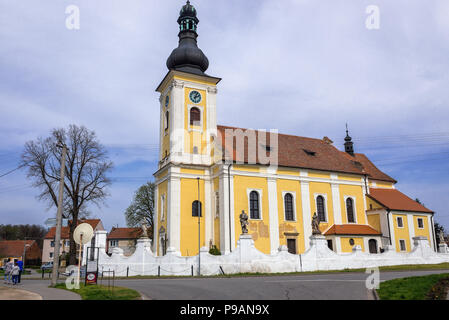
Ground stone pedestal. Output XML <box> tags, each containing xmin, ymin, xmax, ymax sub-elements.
<box><xmin>309</xmin><ymin>235</ymin><xmax>328</xmax><ymax>248</ymax></box>
<box><xmin>137</xmin><ymin>237</ymin><xmax>152</xmax><ymax>250</ymax></box>
<box><xmin>237</xmin><ymin>234</ymin><xmax>255</xmax><ymax>264</ymax></box>
<box><xmin>439</xmin><ymin>243</ymin><xmax>448</xmax><ymax>253</ymax></box>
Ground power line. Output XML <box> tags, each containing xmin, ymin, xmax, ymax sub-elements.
<box><xmin>0</xmin><ymin>164</ymin><xmax>26</xmax><ymax>178</ymax></box>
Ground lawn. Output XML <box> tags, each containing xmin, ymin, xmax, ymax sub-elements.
<box><xmin>377</xmin><ymin>273</ymin><xmax>449</xmax><ymax>300</ymax></box>
<box><xmin>54</xmin><ymin>283</ymin><xmax>141</xmax><ymax>300</ymax></box>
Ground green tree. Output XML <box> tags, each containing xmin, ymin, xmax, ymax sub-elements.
<box><xmin>125</xmin><ymin>182</ymin><xmax>155</xmax><ymax>239</ymax></box>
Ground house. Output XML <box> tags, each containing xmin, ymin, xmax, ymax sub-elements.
<box><xmin>0</xmin><ymin>240</ymin><xmax>42</xmax><ymax>266</ymax></box>
<box><xmin>152</xmin><ymin>1</ymin><xmax>436</xmax><ymax>257</ymax></box>
<box><xmin>107</xmin><ymin>227</ymin><xmax>143</xmax><ymax>256</ymax></box>
<box><xmin>42</xmin><ymin>219</ymin><xmax>105</xmax><ymax>264</ymax></box>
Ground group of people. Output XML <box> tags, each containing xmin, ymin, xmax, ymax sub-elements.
<box><xmin>3</xmin><ymin>258</ymin><xmax>23</xmax><ymax>285</ymax></box>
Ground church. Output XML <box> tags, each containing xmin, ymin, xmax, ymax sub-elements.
<box><xmin>152</xmin><ymin>1</ymin><xmax>436</xmax><ymax>258</ymax></box>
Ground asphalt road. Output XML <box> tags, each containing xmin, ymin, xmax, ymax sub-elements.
<box><xmin>115</xmin><ymin>270</ymin><xmax>449</xmax><ymax>300</ymax></box>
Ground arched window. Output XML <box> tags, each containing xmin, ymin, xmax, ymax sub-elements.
<box><xmin>165</xmin><ymin>111</ymin><xmax>169</xmax><ymax>130</ymax></box>
<box><xmin>284</xmin><ymin>193</ymin><xmax>294</xmax><ymax>221</ymax></box>
<box><xmin>192</xmin><ymin>200</ymin><xmax>202</xmax><ymax>217</ymax></box>
<box><xmin>346</xmin><ymin>198</ymin><xmax>355</xmax><ymax>223</ymax></box>
<box><xmin>249</xmin><ymin>191</ymin><xmax>260</xmax><ymax>219</ymax></box>
<box><xmin>190</xmin><ymin>107</ymin><xmax>201</xmax><ymax>126</ymax></box>
<box><xmin>316</xmin><ymin>196</ymin><xmax>326</xmax><ymax>222</ymax></box>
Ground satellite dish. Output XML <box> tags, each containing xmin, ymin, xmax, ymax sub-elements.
<box><xmin>73</xmin><ymin>223</ymin><xmax>94</xmax><ymax>245</ymax></box>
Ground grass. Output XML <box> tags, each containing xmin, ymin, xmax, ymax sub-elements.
<box><xmin>54</xmin><ymin>283</ymin><xmax>141</xmax><ymax>300</ymax></box>
<box><xmin>377</xmin><ymin>273</ymin><xmax>449</xmax><ymax>300</ymax></box>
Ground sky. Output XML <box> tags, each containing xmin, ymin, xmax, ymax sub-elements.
<box><xmin>1</xmin><ymin>0</ymin><xmax>449</xmax><ymax>232</ymax></box>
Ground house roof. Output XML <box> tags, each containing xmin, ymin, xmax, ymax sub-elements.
<box><xmin>324</xmin><ymin>224</ymin><xmax>382</xmax><ymax>236</ymax></box>
<box><xmin>107</xmin><ymin>228</ymin><xmax>143</xmax><ymax>240</ymax></box>
<box><xmin>368</xmin><ymin>188</ymin><xmax>433</xmax><ymax>213</ymax></box>
<box><xmin>0</xmin><ymin>240</ymin><xmax>39</xmax><ymax>258</ymax></box>
<box><xmin>216</xmin><ymin>125</ymin><xmax>395</xmax><ymax>181</ymax></box>
<box><xmin>44</xmin><ymin>219</ymin><xmax>102</xmax><ymax>239</ymax></box>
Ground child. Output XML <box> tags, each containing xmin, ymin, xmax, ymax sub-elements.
<box><xmin>11</xmin><ymin>262</ymin><xmax>20</xmax><ymax>285</ymax></box>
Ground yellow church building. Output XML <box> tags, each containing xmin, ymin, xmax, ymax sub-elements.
<box><xmin>152</xmin><ymin>1</ymin><xmax>436</xmax><ymax>258</ymax></box>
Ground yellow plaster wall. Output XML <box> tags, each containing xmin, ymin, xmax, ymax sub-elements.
<box><xmin>276</xmin><ymin>179</ymin><xmax>305</xmax><ymax>253</ymax></box>
<box><xmin>367</xmin><ymin>214</ymin><xmax>381</xmax><ymax>233</ymax></box>
<box><xmin>233</xmin><ymin>175</ymin><xmax>271</xmax><ymax>254</ymax></box>
<box><xmin>339</xmin><ymin>174</ymin><xmax>362</xmax><ymax>182</ymax></box>
<box><xmin>414</xmin><ymin>215</ymin><xmax>430</xmax><ymax>240</ymax></box>
<box><xmin>309</xmin><ymin>182</ymin><xmax>334</xmax><ymax>233</ymax></box>
<box><xmin>339</xmin><ymin>184</ymin><xmax>366</xmax><ymax>225</ymax></box>
<box><xmin>340</xmin><ymin>237</ymin><xmax>365</xmax><ymax>253</ymax></box>
<box><xmin>277</xmin><ymin>168</ymin><xmax>300</xmax><ymax>177</ymax></box>
<box><xmin>308</xmin><ymin>171</ymin><xmax>330</xmax><ymax>179</ymax></box>
<box><xmin>366</xmin><ymin>197</ymin><xmax>383</xmax><ymax>211</ymax></box>
<box><xmin>392</xmin><ymin>214</ymin><xmax>411</xmax><ymax>252</ymax></box>
<box><xmin>373</xmin><ymin>181</ymin><xmax>394</xmax><ymax>189</ymax></box>
<box><xmin>180</xmin><ymin>168</ymin><xmax>205</xmax><ymax>175</ymax></box>
<box><xmin>180</xmin><ymin>178</ymin><xmax>206</xmax><ymax>256</ymax></box>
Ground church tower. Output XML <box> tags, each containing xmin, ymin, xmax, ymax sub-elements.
<box><xmin>153</xmin><ymin>1</ymin><xmax>221</xmax><ymax>256</ymax></box>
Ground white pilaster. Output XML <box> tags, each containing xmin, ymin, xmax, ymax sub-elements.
<box><xmin>204</xmin><ymin>171</ymin><xmax>213</xmax><ymax>249</ymax></box>
<box><xmin>388</xmin><ymin>213</ymin><xmax>396</xmax><ymax>251</ymax></box>
<box><xmin>331</xmin><ymin>183</ymin><xmax>342</xmax><ymax>225</ymax></box>
<box><xmin>407</xmin><ymin>215</ymin><xmax>415</xmax><ymax>245</ymax></box>
<box><xmin>300</xmin><ymin>180</ymin><xmax>312</xmax><ymax>250</ymax></box>
<box><xmin>167</xmin><ymin>171</ymin><xmax>181</xmax><ymax>253</ymax></box>
<box><xmin>267</xmin><ymin>176</ymin><xmax>280</xmax><ymax>254</ymax></box>
<box><xmin>220</xmin><ymin>166</ymin><xmax>234</xmax><ymax>254</ymax></box>
<box><xmin>153</xmin><ymin>186</ymin><xmax>159</xmax><ymax>255</ymax></box>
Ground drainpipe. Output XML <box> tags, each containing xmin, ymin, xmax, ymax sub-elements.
<box><xmin>227</xmin><ymin>163</ymin><xmax>233</xmax><ymax>253</ymax></box>
<box><xmin>386</xmin><ymin>210</ymin><xmax>392</xmax><ymax>246</ymax></box>
<box><xmin>430</xmin><ymin>214</ymin><xmax>437</xmax><ymax>252</ymax></box>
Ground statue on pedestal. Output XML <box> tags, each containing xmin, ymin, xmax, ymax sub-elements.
<box><xmin>439</xmin><ymin>231</ymin><xmax>445</xmax><ymax>244</ymax></box>
<box><xmin>239</xmin><ymin>210</ymin><xmax>249</xmax><ymax>234</ymax></box>
<box><xmin>140</xmin><ymin>220</ymin><xmax>150</xmax><ymax>238</ymax></box>
<box><xmin>312</xmin><ymin>212</ymin><xmax>321</xmax><ymax>235</ymax></box>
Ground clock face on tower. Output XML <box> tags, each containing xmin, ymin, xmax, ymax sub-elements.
<box><xmin>189</xmin><ymin>90</ymin><xmax>202</xmax><ymax>104</ymax></box>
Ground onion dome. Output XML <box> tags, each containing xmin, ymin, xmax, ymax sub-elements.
<box><xmin>166</xmin><ymin>1</ymin><xmax>209</xmax><ymax>75</ymax></box>
<box><xmin>344</xmin><ymin>124</ymin><xmax>355</xmax><ymax>156</ymax></box>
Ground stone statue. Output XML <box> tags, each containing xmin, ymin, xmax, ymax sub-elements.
<box><xmin>312</xmin><ymin>212</ymin><xmax>321</xmax><ymax>235</ymax></box>
<box><xmin>239</xmin><ymin>210</ymin><xmax>249</xmax><ymax>234</ymax></box>
<box><xmin>140</xmin><ymin>220</ymin><xmax>150</xmax><ymax>238</ymax></box>
<box><xmin>439</xmin><ymin>231</ymin><xmax>445</xmax><ymax>244</ymax></box>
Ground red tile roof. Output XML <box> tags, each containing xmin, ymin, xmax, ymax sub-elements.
<box><xmin>216</xmin><ymin>125</ymin><xmax>395</xmax><ymax>181</ymax></box>
<box><xmin>107</xmin><ymin>228</ymin><xmax>142</xmax><ymax>240</ymax></box>
<box><xmin>368</xmin><ymin>188</ymin><xmax>433</xmax><ymax>213</ymax></box>
<box><xmin>44</xmin><ymin>219</ymin><xmax>101</xmax><ymax>239</ymax></box>
<box><xmin>324</xmin><ymin>224</ymin><xmax>382</xmax><ymax>236</ymax></box>
<box><xmin>0</xmin><ymin>240</ymin><xmax>41</xmax><ymax>259</ymax></box>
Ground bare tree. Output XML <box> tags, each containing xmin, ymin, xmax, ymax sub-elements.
<box><xmin>125</xmin><ymin>182</ymin><xmax>154</xmax><ymax>239</ymax></box>
<box><xmin>21</xmin><ymin>124</ymin><xmax>113</xmax><ymax>265</ymax></box>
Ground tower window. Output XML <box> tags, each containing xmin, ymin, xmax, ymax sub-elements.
<box><xmin>165</xmin><ymin>111</ymin><xmax>169</xmax><ymax>131</ymax></box>
<box><xmin>190</xmin><ymin>107</ymin><xmax>201</xmax><ymax>126</ymax></box>
<box><xmin>192</xmin><ymin>200</ymin><xmax>202</xmax><ymax>217</ymax></box>
<box><xmin>249</xmin><ymin>191</ymin><xmax>260</xmax><ymax>219</ymax></box>
<box><xmin>346</xmin><ymin>198</ymin><xmax>355</xmax><ymax>223</ymax></box>
<box><xmin>284</xmin><ymin>193</ymin><xmax>294</xmax><ymax>221</ymax></box>
<box><xmin>316</xmin><ymin>195</ymin><xmax>326</xmax><ymax>222</ymax></box>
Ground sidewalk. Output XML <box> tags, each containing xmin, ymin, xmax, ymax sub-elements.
<box><xmin>0</xmin><ymin>280</ymin><xmax>81</xmax><ymax>300</ymax></box>
<box><xmin>0</xmin><ymin>286</ymin><xmax>42</xmax><ymax>300</ymax></box>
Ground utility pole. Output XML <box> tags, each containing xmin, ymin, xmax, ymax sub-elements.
<box><xmin>51</xmin><ymin>142</ymin><xmax>67</xmax><ymax>286</ymax></box>
<box><xmin>197</xmin><ymin>177</ymin><xmax>201</xmax><ymax>276</ymax></box>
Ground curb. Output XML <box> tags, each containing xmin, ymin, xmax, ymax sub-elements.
<box><xmin>372</xmin><ymin>289</ymin><xmax>380</xmax><ymax>300</ymax></box>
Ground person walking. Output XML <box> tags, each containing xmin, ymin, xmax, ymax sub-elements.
<box><xmin>3</xmin><ymin>259</ymin><xmax>13</xmax><ymax>284</ymax></box>
<box><xmin>16</xmin><ymin>259</ymin><xmax>23</xmax><ymax>283</ymax></box>
<box><xmin>11</xmin><ymin>262</ymin><xmax>20</xmax><ymax>285</ymax></box>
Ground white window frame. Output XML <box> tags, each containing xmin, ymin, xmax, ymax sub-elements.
<box><xmin>399</xmin><ymin>239</ymin><xmax>407</xmax><ymax>252</ymax></box>
<box><xmin>396</xmin><ymin>216</ymin><xmax>404</xmax><ymax>228</ymax></box>
<box><xmin>187</xmin><ymin>105</ymin><xmax>204</xmax><ymax>132</ymax></box>
<box><xmin>344</xmin><ymin>195</ymin><xmax>357</xmax><ymax>224</ymax></box>
<box><xmin>282</xmin><ymin>191</ymin><xmax>297</xmax><ymax>222</ymax></box>
<box><xmin>417</xmin><ymin>217</ymin><xmax>424</xmax><ymax>229</ymax></box>
<box><xmin>247</xmin><ymin>188</ymin><xmax>263</xmax><ymax>220</ymax></box>
<box><xmin>110</xmin><ymin>240</ymin><xmax>118</xmax><ymax>247</ymax></box>
<box><xmin>314</xmin><ymin>193</ymin><xmax>328</xmax><ymax>223</ymax></box>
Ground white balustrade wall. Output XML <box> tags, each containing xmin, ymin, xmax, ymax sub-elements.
<box><xmin>95</xmin><ymin>232</ymin><xmax>449</xmax><ymax>277</ymax></box>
